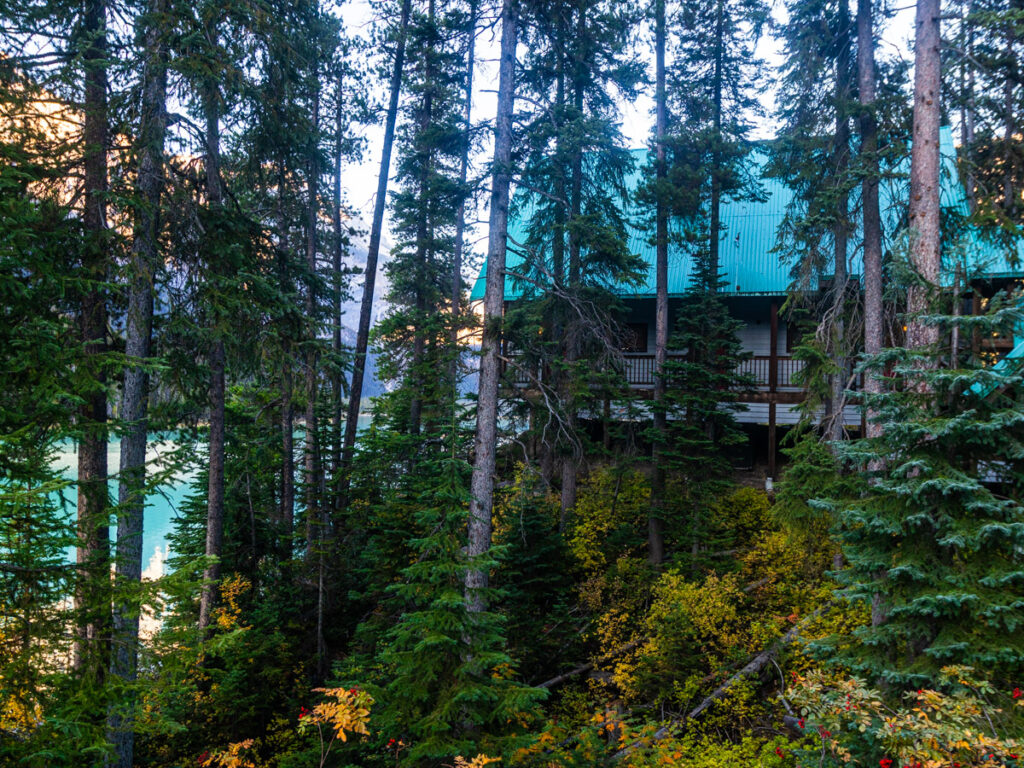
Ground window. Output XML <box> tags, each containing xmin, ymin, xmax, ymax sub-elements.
<box><xmin>623</xmin><ymin>323</ymin><xmax>648</xmax><ymax>353</ymax></box>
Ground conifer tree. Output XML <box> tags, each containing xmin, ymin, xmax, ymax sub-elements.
<box><xmin>196</xmin><ymin>0</ymin><xmax>227</xmax><ymax>632</ymax></box>
<box><xmin>905</xmin><ymin>0</ymin><xmax>942</xmax><ymax>355</ymax></box>
<box><xmin>671</xmin><ymin>0</ymin><xmax>767</xmax><ymax>281</ymax></box>
<box><xmin>340</xmin><ymin>0</ymin><xmax>413</xmax><ymax>478</ymax></box>
<box><xmin>75</xmin><ymin>0</ymin><xmax>113</xmax><ymax>687</ymax></box>
<box><xmin>108</xmin><ymin>0</ymin><xmax>169</xmax><ymax>760</ymax></box>
<box><xmin>368</xmin><ymin>430</ymin><xmax>543</xmax><ymax>763</ymax></box>
<box><xmin>376</xmin><ymin>0</ymin><xmax>470</xmax><ymax>440</ymax></box>
<box><xmin>858</xmin><ymin>0</ymin><xmax>884</xmax><ymax>437</ymax></box>
<box><xmin>0</xmin><ymin>73</ymin><xmax>84</xmax><ymax>754</ymax></box>
<box><xmin>945</xmin><ymin>0</ymin><xmax>1023</xmax><ymax>232</ymax></box>
<box><xmin>641</xmin><ymin>0</ymin><xmax>762</xmax><ymax>559</ymax></box>
<box><xmin>658</xmin><ymin>236</ymin><xmax>752</xmax><ymax>563</ymax></box>
<box><xmin>772</xmin><ymin>0</ymin><xmax>857</xmax><ymax>440</ymax></box>
<box><xmin>649</xmin><ymin>0</ymin><xmax>670</xmax><ymax>566</ymax></box>
<box><xmin>831</xmin><ymin>296</ymin><xmax>1024</xmax><ymax>686</ymax></box>
<box><xmin>466</xmin><ymin>0</ymin><xmax>518</xmax><ymax>615</ymax></box>
<box><xmin>510</xmin><ymin>0</ymin><xmax>643</xmax><ymax>519</ymax></box>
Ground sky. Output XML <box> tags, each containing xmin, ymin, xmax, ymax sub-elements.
<box><xmin>335</xmin><ymin>0</ymin><xmax>918</xmax><ymax>327</ymax></box>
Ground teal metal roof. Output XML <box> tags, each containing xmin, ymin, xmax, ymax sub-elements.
<box><xmin>470</xmin><ymin>127</ymin><xmax>1024</xmax><ymax>301</ymax></box>
<box><xmin>969</xmin><ymin>337</ymin><xmax>1024</xmax><ymax>398</ymax></box>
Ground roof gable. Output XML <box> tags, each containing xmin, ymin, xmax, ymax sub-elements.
<box><xmin>471</xmin><ymin>127</ymin><xmax>1023</xmax><ymax>301</ymax></box>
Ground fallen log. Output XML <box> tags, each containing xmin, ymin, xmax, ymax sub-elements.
<box><xmin>538</xmin><ymin>577</ymin><xmax>781</xmax><ymax>692</ymax></box>
<box><xmin>538</xmin><ymin>638</ymin><xmax>645</xmax><ymax>690</ymax></box>
<box><xmin>613</xmin><ymin>602</ymin><xmax>834</xmax><ymax>759</ymax></box>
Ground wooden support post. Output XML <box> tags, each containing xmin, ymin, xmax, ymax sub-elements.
<box><xmin>972</xmin><ymin>291</ymin><xmax>981</xmax><ymax>359</ymax></box>
<box><xmin>768</xmin><ymin>301</ymin><xmax>778</xmax><ymax>479</ymax></box>
<box><xmin>603</xmin><ymin>398</ymin><xmax>612</xmax><ymax>451</ymax></box>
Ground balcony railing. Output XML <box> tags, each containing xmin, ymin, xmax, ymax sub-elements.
<box><xmin>505</xmin><ymin>353</ymin><xmax>809</xmax><ymax>391</ymax></box>
<box><xmin>622</xmin><ymin>354</ymin><xmax>806</xmax><ymax>389</ymax></box>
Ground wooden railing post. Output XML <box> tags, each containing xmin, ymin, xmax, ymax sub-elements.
<box><xmin>768</xmin><ymin>302</ymin><xmax>779</xmax><ymax>479</ymax></box>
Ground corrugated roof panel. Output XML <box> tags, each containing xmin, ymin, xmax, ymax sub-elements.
<box><xmin>470</xmin><ymin>126</ymin><xmax>1023</xmax><ymax>302</ymax></box>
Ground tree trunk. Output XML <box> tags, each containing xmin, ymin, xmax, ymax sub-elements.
<box><xmin>340</xmin><ymin>0</ymin><xmax>413</xmax><ymax>478</ymax></box>
<box><xmin>304</xmin><ymin>74</ymin><xmax>327</xmax><ymax>675</ymax></box>
<box><xmin>281</xmin><ymin>355</ymin><xmax>294</xmax><ymax>535</ymax></box>
<box><xmin>858</xmin><ymin>0</ymin><xmax>883</xmax><ymax>438</ymax></box>
<box><xmin>74</xmin><ymin>0</ymin><xmax>111</xmax><ymax>687</ymax></box>
<box><xmin>559</xmin><ymin>1</ymin><xmax>587</xmax><ymax>522</ymax></box>
<box><xmin>199</xmin><ymin>81</ymin><xmax>226</xmax><ymax>633</ymax></box>
<box><xmin>549</xmin><ymin>21</ymin><xmax>566</xmax><ymax>512</ymax></box>
<box><xmin>409</xmin><ymin>0</ymin><xmax>436</xmax><ymax>437</ymax></box>
<box><xmin>964</xmin><ymin>3</ymin><xmax>976</xmax><ymax>215</ymax></box>
<box><xmin>108</xmin><ymin>0</ymin><xmax>166</xmax><ymax>761</ymax></box>
<box><xmin>450</xmin><ymin>0</ymin><xmax>477</xmax><ymax>393</ymax></box>
<box><xmin>905</xmin><ymin>0</ymin><xmax>942</xmax><ymax>354</ymax></box>
<box><xmin>278</xmin><ymin>161</ymin><xmax>295</xmax><ymax>538</ymax></box>
<box><xmin>305</xmin><ymin>82</ymin><xmax>321</xmax><ymax>558</ymax></box>
<box><xmin>465</xmin><ymin>0</ymin><xmax>518</xmax><ymax>615</ymax></box>
<box><xmin>709</xmin><ymin>0</ymin><xmax>724</xmax><ymax>283</ymax></box>
<box><xmin>649</xmin><ymin>0</ymin><xmax>668</xmax><ymax>567</ymax></box>
<box><xmin>1003</xmin><ymin>14</ymin><xmax>1016</xmax><ymax>213</ymax></box>
<box><xmin>828</xmin><ymin>0</ymin><xmax>851</xmax><ymax>446</ymax></box>
<box><xmin>332</xmin><ymin>70</ymin><xmax>345</xmax><ymax>489</ymax></box>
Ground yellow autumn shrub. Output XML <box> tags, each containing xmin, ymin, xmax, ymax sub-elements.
<box><xmin>201</xmin><ymin>739</ymin><xmax>256</xmax><ymax>768</ymax></box>
<box><xmin>215</xmin><ymin>574</ymin><xmax>252</xmax><ymax>631</ymax></box>
<box><xmin>568</xmin><ymin>467</ymin><xmax>649</xmax><ymax>577</ymax></box>
<box><xmin>708</xmin><ymin>487</ymin><xmax>772</xmax><ymax>545</ymax></box>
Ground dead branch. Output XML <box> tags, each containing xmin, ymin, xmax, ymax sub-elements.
<box><xmin>613</xmin><ymin>602</ymin><xmax>834</xmax><ymax>760</ymax></box>
<box><xmin>537</xmin><ymin>637</ymin><xmax>645</xmax><ymax>690</ymax></box>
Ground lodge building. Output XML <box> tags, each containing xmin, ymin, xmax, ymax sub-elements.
<box><xmin>471</xmin><ymin>127</ymin><xmax>1024</xmax><ymax>481</ymax></box>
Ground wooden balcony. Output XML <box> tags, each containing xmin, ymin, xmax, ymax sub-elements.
<box><xmin>505</xmin><ymin>353</ymin><xmax>808</xmax><ymax>394</ymax></box>
<box><xmin>622</xmin><ymin>354</ymin><xmax>806</xmax><ymax>390</ymax></box>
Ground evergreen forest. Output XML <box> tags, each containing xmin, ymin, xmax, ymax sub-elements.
<box><xmin>3</xmin><ymin>0</ymin><xmax>1024</xmax><ymax>765</ymax></box>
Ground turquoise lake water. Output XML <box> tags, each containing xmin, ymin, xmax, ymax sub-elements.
<box><xmin>54</xmin><ymin>415</ymin><xmax>373</xmax><ymax>577</ymax></box>
<box><xmin>54</xmin><ymin>437</ymin><xmax>197</xmax><ymax>578</ymax></box>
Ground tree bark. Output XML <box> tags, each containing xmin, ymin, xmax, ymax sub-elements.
<box><xmin>408</xmin><ymin>0</ymin><xmax>436</xmax><ymax>437</ymax></box>
<box><xmin>858</xmin><ymin>0</ymin><xmax>883</xmax><ymax>438</ymax></box>
<box><xmin>548</xmin><ymin>18</ymin><xmax>567</xmax><ymax>510</ymax></box>
<box><xmin>340</xmin><ymin>0</ymin><xmax>413</xmax><ymax>478</ymax></box>
<box><xmin>332</xmin><ymin>70</ymin><xmax>345</xmax><ymax>488</ymax></box>
<box><xmin>277</xmin><ymin>160</ymin><xmax>295</xmax><ymax>538</ymax></box>
<box><xmin>465</xmin><ymin>0</ymin><xmax>518</xmax><ymax>615</ymax></box>
<box><xmin>74</xmin><ymin>0</ymin><xmax>111</xmax><ymax>687</ymax></box>
<box><xmin>304</xmin><ymin>73</ymin><xmax>327</xmax><ymax>677</ymax></box>
<box><xmin>1003</xmin><ymin>13</ymin><xmax>1016</xmax><ymax>214</ymax></box>
<box><xmin>828</xmin><ymin>0</ymin><xmax>852</xmax><ymax>446</ymax></box>
<box><xmin>108</xmin><ymin>0</ymin><xmax>166</xmax><ymax>761</ymax></box>
<box><xmin>281</xmin><ymin>355</ymin><xmax>294</xmax><ymax>535</ymax></box>
<box><xmin>559</xmin><ymin>1</ymin><xmax>587</xmax><ymax>521</ymax></box>
<box><xmin>905</xmin><ymin>0</ymin><xmax>942</xmax><ymax>354</ymax></box>
<box><xmin>649</xmin><ymin>0</ymin><xmax>668</xmax><ymax>567</ymax></box>
<box><xmin>305</xmin><ymin>81</ymin><xmax>322</xmax><ymax>558</ymax></box>
<box><xmin>964</xmin><ymin>1</ymin><xmax>976</xmax><ymax>214</ymax></box>
<box><xmin>709</xmin><ymin>0</ymin><xmax>724</xmax><ymax>283</ymax></box>
<box><xmin>198</xmin><ymin>78</ymin><xmax>226</xmax><ymax>633</ymax></box>
<box><xmin>450</xmin><ymin>0</ymin><xmax>477</xmax><ymax>392</ymax></box>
